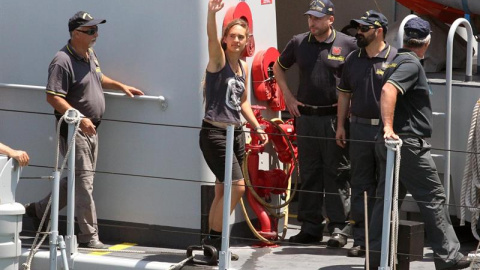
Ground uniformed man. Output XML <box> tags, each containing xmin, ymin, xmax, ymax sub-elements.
<box><xmin>273</xmin><ymin>0</ymin><xmax>357</xmax><ymax>246</ymax></box>
<box><xmin>369</xmin><ymin>17</ymin><xmax>469</xmax><ymax>269</ymax></box>
<box><xmin>336</xmin><ymin>11</ymin><xmax>397</xmax><ymax>256</ymax></box>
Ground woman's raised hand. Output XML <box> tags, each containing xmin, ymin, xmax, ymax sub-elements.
<box><xmin>208</xmin><ymin>0</ymin><xmax>224</xmax><ymax>14</ymax></box>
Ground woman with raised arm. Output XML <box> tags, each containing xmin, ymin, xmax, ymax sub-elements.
<box><xmin>199</xmin><ymin>0</ymin><xmax>268</xmax><ymax>261</ymax></box>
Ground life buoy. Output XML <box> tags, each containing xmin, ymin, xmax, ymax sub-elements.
<box><xmin>252</xmin><ymin>48</ymin><xmax>286</xmax><ymax>111</ymax></box>
<box><xmin>223</xmin><ymin>2</ymin><xmax>255</xmax><ymax>57</ymax></box>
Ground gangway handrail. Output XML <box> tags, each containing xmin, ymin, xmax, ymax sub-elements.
<box><xmin>445</xmin><ymin>18</ymin><xmax>474</xmax><ymax>207</ymax></box>
<box><xmin>396</xmin><ymin>14</ymin><xmax>418</xmax><ymax>49</ymax></box>
<box><xmin>0</xmin><ymin>83</ymin><xmax>168</xmax><ymax>110</ymax></box>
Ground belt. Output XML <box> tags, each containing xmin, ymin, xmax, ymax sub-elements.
<box><xmin>350</xmin><ymin>115</ymin><xmax>380</xmax><ymax>126</ymax></box>
<box><xmin>298</xmin><ymin>104</ymin><xmax>337</xmax><ymax>116</ymax></box>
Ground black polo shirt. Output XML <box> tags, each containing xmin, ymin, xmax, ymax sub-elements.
<box><xmin>382</xmin><ymin>49</ymin><xmax>432</xmax><ymax>137</ymax></box>
<box><xmin>337</xmin><ymin>43</ymin><xmax>397</xmax><ymax>119</ymax></box>
<box><xmin>46</xmin><ymin>41</ymin><xmax>105</xmax><ymax>136</ymax></box>
<box><xmin>277</xmin><ymin>29</ymin><xmax>357</xmax><ymax>106</ymax></box>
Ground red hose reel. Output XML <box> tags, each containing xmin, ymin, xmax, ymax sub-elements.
<box><xmin>252</xmin><ymin>48</ymin><xmax>286</xmax><ymax>111</ymax></box>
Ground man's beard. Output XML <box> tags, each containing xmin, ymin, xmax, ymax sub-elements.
<box><xmin>355</xmin><ymin>34</ymin><xmax>372</xmax><ymax>48</ymax></box>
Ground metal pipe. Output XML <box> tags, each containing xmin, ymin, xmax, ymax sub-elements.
<box><xmin>219</xmin><ymin>125</ymin><xmax>234</xmax><ymax>270</ymax></box>
<box><xmin>379</xmin><ymin>145</ymin><xmax>396</xmax><ymax>270</ymax></box>
<box><xmin>66</xmin><ymin>111</ymin><xmax>77</xmax><ymax>257</ymax></box>
<box><xmin>50</xmin><ymin>171</ymin><xmax>61</xmax><ymax>270</ymax></box>
<box><xmin>103</xmin><ymin>92</ymin><xmax>168</xmax><ymax>111</ymax></box>
<box><xmin>0</xmin><ymin>83</ymin><xmax>167</xmax><ymax>110</ymax></box>
<box><xmin>58</xmin><ymin>236</ymin><xmax>70</xmax><ymax>270</ymax></box>
<box><xmin>445</xmin><ymin>18</ymin><xmax>474</xmax><ymax>207</ymax></box>
<box><xmin>396</xmin><ymin>14</ymin><xmax>418</xmax><ymax>49</ymax></box>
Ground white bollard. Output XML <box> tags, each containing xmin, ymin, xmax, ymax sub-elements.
<box><xmin>0</xmin><ymin>203</ymin><xmax>25</xmax><ymax>270</ymax></box>
<box><xmin>0</xmin><ymin>156</ymin><xmax>24</xmax><ymax>270</ymax></box>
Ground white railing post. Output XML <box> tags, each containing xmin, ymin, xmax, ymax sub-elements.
<box><xmin>379</xmin><ymin>143</ymin><xmax>398</xmax><ymax>270</ymax></box>
<box><xmin>445</xmin><ymin>18</ymin><xmax>474</xmax><ymax>207</ymax></box>
<box><xmin>66</xmin><ymin>110</ymin><xmax>78</xmax><ymax>258</ymax></box>
<box><xmin>219</xmin><ymin>125</ymin><xmax>234</xmax><ymax>270</ymax></box>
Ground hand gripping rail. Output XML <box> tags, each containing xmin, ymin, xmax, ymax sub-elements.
<box><xmin>0</xmin><ymin>83</ymin><xmax>168</xmax><ymax>111</ymax></box>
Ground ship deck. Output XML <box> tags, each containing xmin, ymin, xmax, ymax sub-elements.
<box><xmin>19</xmin><ymin>214</ymin><xmax>480</xmax><ymax>270</ymax></box>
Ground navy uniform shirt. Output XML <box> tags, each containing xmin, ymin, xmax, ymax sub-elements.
<box><xmin>337</xmin><ymin>43</ymin><xmax>397</xmax><ymax>119</ymax></box>
<box><xmin>382</xmin><ymin>49</ymin><xmax>433</xmax><ymax>137</ymax></box>
<box><xmin>277</xmin><ymin>29</ymin><xmax>357</xmax><ymax>106</ymax></box>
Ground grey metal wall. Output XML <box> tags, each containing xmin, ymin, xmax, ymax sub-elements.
<box><xmin>0</xmin><ymin>0</ymin><xmax>278</xmax><ymax>232</ymax></box>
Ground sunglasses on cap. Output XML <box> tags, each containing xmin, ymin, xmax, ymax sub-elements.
<box><xmin>76</xmin><ymin>26</ymin><xmax>98</xmax><ymax>36</ymax></box>
<box><xmin>357</xmin><ymin>25</ymin><xmax>378</xmax><ymax>33</ymax></box>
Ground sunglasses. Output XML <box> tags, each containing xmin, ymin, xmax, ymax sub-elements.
<box><xmin>76</xmin><ymin>26</ymin><xmax>98</xmax><ymax>36</ymax></box>
<box><xmin>357</xmin><ymin>25</ymin><xmax>378</xmax><ymax>33</ymax></box>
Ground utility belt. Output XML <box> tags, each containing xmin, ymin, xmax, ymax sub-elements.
<box><xmin>350</xmin><ymin>115</ymin><xmax>380</xmax><ymax>126</ymax></box>
<box><xmin>298</xmin><ymin>104</ymin><xmax>337</xmax><ymax>116</ymax></box>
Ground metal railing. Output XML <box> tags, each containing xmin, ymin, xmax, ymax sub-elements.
<box><xmin>445</xmin><ymin>18</ymin><xmax>474</xmax><ymax>206</ymax></box>
<box><xmin>0</xmin><ymin>83</ymin><xmax>168</xmax><ymax>111</ymax></box>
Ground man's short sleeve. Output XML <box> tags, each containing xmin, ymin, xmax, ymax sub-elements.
<box><xmin>337</xmin><ymin>53</ymin><xmax>355</xmax><ymax>93</ymax></box>
<box><xmin>46</xmin><ymin>64</ymin><xmax>71</xmax><ymax>98</ymax></box>
<box><xmin>386</xmin><ymin>61</ymin><xmax>419</xmax><ymax>95</ymax></box>
<box><xmin>277</xmin><ymin>38</ymin><xmax>296</xmax><ymax>70</ymax></box>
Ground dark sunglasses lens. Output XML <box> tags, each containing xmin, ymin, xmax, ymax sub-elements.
<box><xmin>360</xmin><ymin>26</ymin><xmax>371</xmax><ymax>32</ymax></box>
<box><xmin>87</xmin><ymin>29</ymin><xmax>96</xmax><ymax>35</ymax></box>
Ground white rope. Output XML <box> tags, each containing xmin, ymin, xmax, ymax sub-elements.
<box><xmin>23</xmin><ymin>109</ymin><xmax>82</xmax><ymax>270</ymax></box>
<box><xmin>385</xmin><ymin>138</ymin><xmax>403</xmax><ymax>269</ymax></box>
<box><xmin>460</xmin><ymin>100</ymin><xmax>480</xmax><ymax>242</ymax></box>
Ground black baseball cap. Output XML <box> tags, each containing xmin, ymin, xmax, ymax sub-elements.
<box><xmin>405</xmin><ymin>17</ymin><xmax>432</xmax><ymax>39</ymax></box>
<box><xmin>351</xmin><ymin>10</ymin><xmax>388</xmax><ymax>29</ymax></box>
<box><xmin>68</xmin><ymin>11</ymin><xmax>106</xmax><ymax>32</ymax></box>
<box><xmin>304</xmin><ymin>0</ymin><xmax>335</xmax><ymax>18</ymax></box>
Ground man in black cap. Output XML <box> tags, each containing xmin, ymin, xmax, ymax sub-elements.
<box><xmin>369</xmin><ymin>17</ymin><xmax>469</xmax><ymax>269</ymax></box>
<box><xmin>25</xmin><ymin>11</ymin><xmax>144</xmax><ymax>249</ymax></box>
<box><xmin>336</xmin><ymin>10</ymin><xmax>397</xmax><ymax>256</ymax></box>
<box><xmin>273</xmin><ymin>0</ymin><xmax>357</xmax><ymax>246</ymax></box>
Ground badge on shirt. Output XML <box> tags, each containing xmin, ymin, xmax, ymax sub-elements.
<box><xmin>332</xmin><ymin>46</ymin><xmax>342</xmax><ymax>56</ymax></box>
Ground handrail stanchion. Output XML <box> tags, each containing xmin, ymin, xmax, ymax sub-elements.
<box><xmin>396</xmin><ymin>14</ymin><xmax>418</xmax><ymax>49</ymax></box>
<box><xmin>219</xmin><ymin>125</ymin><xmax>234</xmax><ymax>270</ymax></box>
<box><xmin>445</xmin><ymin>18</ymin><xmax>474</xmax><ymax>208</ymax></box>
<box><xmin>49</xmin><ymin>171</ymin><xmax>61</xmax><ymax>270</ymax></box>
<box><xmin>65</xmin><ymin>111</ymin><xmax>78</xmax><ymax>257</ymax></box>
<box><xmin>379</xmin><ymin>142</ymin><xmax>397</xmax><ymax>270</ymax></box>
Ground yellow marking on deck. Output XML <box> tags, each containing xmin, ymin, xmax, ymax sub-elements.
<box><xmin>90</xmin><ymin>242</ymin><xmax>137</xmax><ymax>256</ymax></box>
<box><xmin>288</xmin><ymin>214</ymin><xmax>298</xmax><ymax>218</ymax></box>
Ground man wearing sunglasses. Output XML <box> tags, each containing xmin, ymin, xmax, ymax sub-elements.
<box><xmin>273</xmin><ymin>0</ymin><xmax>357</xmax><ymax>246</ymax></box>
<box><xmin>335</xmin><ymin>10</ymin><xmax>397</xmax><ymax>256</ymax></box>
<box><xmin>25</xmin><ymin>11</ymin><xmax>144</xmax><ymax>249</ymax></box>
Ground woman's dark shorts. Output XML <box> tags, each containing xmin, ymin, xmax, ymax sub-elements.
<box><xmin>199</xmin><ymin>121</ymin><xmax>246</xmax><ymax>182</ymax></box>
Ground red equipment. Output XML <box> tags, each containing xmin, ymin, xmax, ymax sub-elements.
<box><xmin>251</xmin><ymin>48</ymin><xmax>286</xmax><ymax>111</ymax></box>
<box><xmin>241</xmin><ymin>106</ymin><xmax>298</xmax><ymax>245</ymax></box>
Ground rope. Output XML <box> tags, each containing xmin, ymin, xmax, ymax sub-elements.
<box><xmin>460</xmin><ymin>100</ymin><xmax>480</xmax><ymax>242</ymax></box>
<box><xmin>385</xmin><ymin>138</ymin><xmax>403</xmax><ymax>269</ymax></box>
<box><xmin>23</xmin><ymin>109</ymin><xmax>82</xmax><ymax>270</ymax></box>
